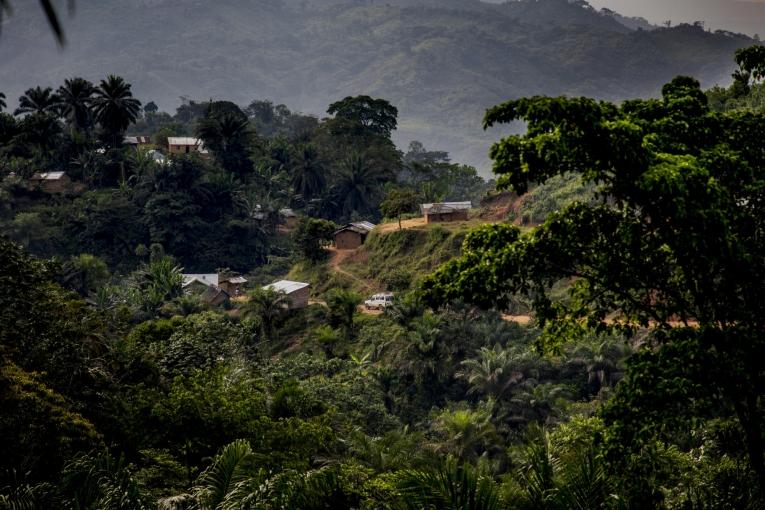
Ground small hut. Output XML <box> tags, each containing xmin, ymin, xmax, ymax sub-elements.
<box><xmin>28</xmin><ymin>172</ymin><xmax>71</xmax><ymax>193</ymax></box>
<box><xmin>182</xmin><ymin>274</ymin><xmax>219</xmax><ymax>294</ymax></box>
<box><xmin>421</xmin><ymin>202</ymin><xmax>471</xmax><ymax>223</ymax></box>
<box><xmin>167</xmin><ymin>137</ymin><xmax>209</xmax><ymax>156</ymax></box>
<box><xmin>220</xmin><ymin>276</ymin><xmax>248</xmax><ymax>296</ymax></box>
<box><xmin>264</xmin><ymin>280</ymin><xmax>310</xmax><ymax>309</ymax></box>
<box><xmin>200</xmin><ymin>286</ymin><xmax>230</xmax><ymax>307</ymax></box>
<box><xmin>333</xmin><ymin>221</ymin><xmax>375</xmax><ymax>250</ymax></box>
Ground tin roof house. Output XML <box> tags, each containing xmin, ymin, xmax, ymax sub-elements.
<box><xmin>420</xmin><ymin>202</ymin><xmax>471</xmax><ymax>223</ymax></box>
<box><xmin>28</xmin><ymin>171</ymin><xmax>71</xmax><ymax>193</ymax></box>
<box><xmin>263</xmin><ymin>280</ymin><xmax>311</xmax><ymax>309</ymax></box>
<box><xmin>334</xmin><ymin>221</ymin><xmax>375</xmax><ymax>250</ymax></box>
<box><xmin>167</xmin><ymin>137</ymin><xmax>210</xmax><ymax>156</ymax></box>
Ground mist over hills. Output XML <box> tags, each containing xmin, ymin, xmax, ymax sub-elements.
<box><xmin>0</xmin><ymin>0</ymin><xmax>754</xmax><ymax>170</ymax></box>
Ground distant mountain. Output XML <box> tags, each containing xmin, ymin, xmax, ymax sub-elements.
<box><xmin>0</xmin><ymin>0</ymin><xmax>753</xmax><ymax>171</ymax></box>
<box><xmin>589</xmin><ymin>0</ymin><xmax>765</xmax><ymax>37</ymax></box>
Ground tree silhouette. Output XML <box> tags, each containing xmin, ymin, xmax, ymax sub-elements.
<box><xmin>333</xmin><ymin>151</ymin><xmax>386</xmax><ymax>217</ymax></box>
<box><xmin>291</xmin><ymin>143</ymin><xmax>326</xmax><ymax>202</ymax></box>
<box><xmin>57</xmin><ymin>77</ymin><xmax>95</xmax><ymax>132</ymax></box>
<box><xmin>14</xmin><ymin>86</ymin><xmax>60</xmax><ymax>116</ymax></box>
<box><xmin>92</xmin><ymin>75</ymin><xmax>141</xmax><ymax>147</ymax></box>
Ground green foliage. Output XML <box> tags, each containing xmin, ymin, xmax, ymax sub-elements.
<box><xmin>424</xmin><ymin>52</ymin><xmax>765</xmax><ymax>502</ymax></box>
<box><xmin>380</xmin><ymin>187</ymin><xmax>420</xmax><ymax>230</ymax></box>
<box><xmin>0</xmin><ymin>360</ymin><xmax>102</xmax><ymax>481</ymax></box>
<box><xmin>397</xmin><ymin>457</ymin><xmax>503</xmax><ymax>510</ymax></box>
<box><xmin>242</xmin><ymin>287</ymin><xmax>288</xmax><ymax>342</ymax></box>
<box><xmin>61</xmin><ymin>451</ymin><xmax>152</xmax><ymax>510</ymax></box>
<box><xmin>327</xmin><ymin>95</ymin><xmax>398</xmax><ymax>139</ymax></box>
<box><xmin>325</xmin><ymin>288</ymin><xmax>362</xmax><ymax>341</ymax></box>
<box><xmin>92</xmin><ymin>75</ymin><xmax>141</xmax><ymax>146</ymax></box>
<box><xmin>291</xmin><ymin>216</ymin><xmax>336</xmax><ymax>262</ymax></box>
<box><xmin>510</xmin><ymin>173</ymin><xmax>595</xmax><ymax>225</ymax></box>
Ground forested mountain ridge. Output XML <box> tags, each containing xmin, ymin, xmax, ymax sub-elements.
<box><xmin>0</xmin><ymin>0</ymin><xmax>753</xmax><ymax>170</ymax></box>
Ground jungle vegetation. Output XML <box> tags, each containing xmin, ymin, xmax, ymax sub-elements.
<box><xmin>1</xmin><ymin>43</ymin><xmax>765</xmax><ymax>509</ymax></box>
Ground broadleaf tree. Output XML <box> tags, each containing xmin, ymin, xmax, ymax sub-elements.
<box><xmin>421</xmin><ymin>47</ymin><xmax>765</xmax><ymax>499</ymax></box>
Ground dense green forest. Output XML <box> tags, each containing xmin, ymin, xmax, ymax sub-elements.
<box><xmin>2</xmin><ymin>23</ymin><xmax>765</xmax><ymax>510</ymax></box>
<box><xmin>0</xmin><ymin>0</ymin><xmax>756</xmax><ymax>169</ymax></box>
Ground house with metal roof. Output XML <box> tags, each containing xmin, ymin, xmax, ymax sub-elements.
<box><xmin>182</xmin><ymin>273</ymin><xmax>219</xmax><ymax>294</ymax></box>
<box><xmin>167</xmin><ymin>137</ymin><xmax>209</xmax><ymax>156</ymax></box>
<box><xmin>334</xmin><ymin>221</ymin><xmax>376</xmax><ymax>250</ymax></box>
<box><xmin>420</xmin><ymin>202</ymin><xmax>471</xmax><ymax>224</ymax></box>
<box><xmin>28</xmin><ymin>171</ymin><xmax>71</xmax><ymax>193</ymax></box>
<box><xmin>200</xmin><ymin>286</ymin><xmax>230</xmax><ymax>307</ymax></box>
<box><xmin>264</xmin><ymin>280</ymin><xmax>311</xmax><ymax>309</ymax></box>
<box><xmin>220</xmin><ymin>276</ymin><xmax>248</xmax><ymax>296</ymax></box>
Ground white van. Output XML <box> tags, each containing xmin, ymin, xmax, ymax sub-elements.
<box><xmin>364</xmin><ymin>293</ymin><xmax>394</xmax><ymax>310</ymax></box>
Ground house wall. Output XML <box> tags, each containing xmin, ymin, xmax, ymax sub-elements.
<box><xmin>168</xmin><ymin>144</ymin><xmax>198</xmax><ymax>155</ymax></box>
<box><xmin>334</xmin><ymin>230</ymin><xmax>364</xmax><ymax>250</ymax></box>
<box><xmin>426</xmin><ymin>209</ymin><xmax>468</xmax><ymax>223</ymax></box>
<box><xmin>287</xmin><ymin>286</ymin><xmax>310</xmax><ymax>309</ymax></box>
<box><xmin>220</xmin><ymin>281</ymin><xmax>244</xmax><ymax>296</ymax></box>
<box><xmin>206</xmin><ymin>292</ymin><xmax>229</xmax><ymax>307</ymax></box>
<box><xmin>40</xmin><ymin>177</ymin><xmax>71</xmax><ymax>193</ymax></box>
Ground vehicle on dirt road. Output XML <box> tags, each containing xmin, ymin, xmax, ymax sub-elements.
<box><xmin>364</xmin><ymin>293</ymin><xmax>394</xmax><ymax>310</ymax></box>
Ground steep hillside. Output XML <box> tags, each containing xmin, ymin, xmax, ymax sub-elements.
<box><xmin>0</xmin><ymin>0</ymin><xmax>753</xmax><ymax>170</ymax></box>
<box><xmin>287</xmin><ymin>221</ymin><xmax>479</xmax><ymax>295</ymax></box>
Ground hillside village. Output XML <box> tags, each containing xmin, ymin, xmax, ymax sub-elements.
<box><xmin>2</xmin><ymin>9</ymin><xmax>765</xmax><ymax>502</ymax></box>
<box><xmin>175</xmin><ymin>199</ymin><xmax>510</xmax><ymax>316</ymax></box>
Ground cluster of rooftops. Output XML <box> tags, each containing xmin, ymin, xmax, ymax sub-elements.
<box><xmin>182</xmin><ymin>272</ymin><xmax>312</xmax><ymax>309</ymax></box>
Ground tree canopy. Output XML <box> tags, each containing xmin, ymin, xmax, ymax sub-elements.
<box><xmin>423</xmin><ymin>49</ymin><xmax>765</xmax><ymax>498</ymax></box>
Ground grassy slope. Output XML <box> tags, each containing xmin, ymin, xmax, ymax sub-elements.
<box><xmin>287</xmin><ymin>219</ymin><xmax>486</xmax><ymax>297</ymax></box>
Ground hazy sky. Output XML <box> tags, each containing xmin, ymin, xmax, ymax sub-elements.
<box><xmin>587</xmin><ymin>0</ymin><xmax>765</xmax><ymax>36</ymax></box>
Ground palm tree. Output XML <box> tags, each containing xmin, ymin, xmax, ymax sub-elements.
<box><xmin>241</xmin><ymin>287</ymin><xmax>288</xmax><ymax>342</ymax></box>
<box><xmin>15</xmin><ymin>112</ymin><xmax>62</xmax><ymax>156</ymax></box>
<box><xmin>14</xmin><ymin>86</ymin><xmax>60</xmax><ymax>116</ymax></box>
<box><xmin>192</xmin><ymin>439</ymin><xmax>258</xmax><ymax>510</ymax></box>
<box><xmin>457</xmin><ymin>345</ymin><xmax>538</xmax><ymax>401</ymax></box>
<box><xmin>71</xmin><ymin>149</ymin><xmax>106</xmax><ymax>186</ymax></box>
<box><xmin>57</xmin><ymin>77</ymin><xmax>95</xmax><ymax>132</ymax></box>
<box><xmin>92</xmin><ymin>75</ymin><xmax>141</xmax><ymax>147</ymax></box>
<box><xmin>508</xmin><ymin>426</ymin><xmax>559</xmax><ymax>509</ymax></box>
<box><xmin>312</xmin><ymin>324</ymin><xmax>341</xmax><ymax>357</ymax></box>
<box><xmin>61</xmin><ymin>452</ymin><xmax>151</xmax><ymax>509</ymax></box>
<box><xmin>133</xmin><ymin>255</ymin><xmax>184</xmax><ymax>314</ymax></box>
<box><xmin>506</xmin><ymin>425</ymin><xmax>615</xmax><ymax>509</ymax></box>
<box><xmin>169</xmin><ymin>294</ymin><xmax>204</xmax><ymax>317</ymax></box>
<box><xmin>325</xmin><ymin>288</ymin><xmax>362</xmax><ymax>341</ymax></box>
<box><xmin>349</xmin><ymin>426</ymin><xmax>424</xmax><ymax>473</ymax></box>
<box><xmin>385</xmin><ymin>292</ymin><xmax>425</xmax><ymax>326</ymax></box>
<box><xmin>0</xmin><ymin>91</ymin><xmax>6</xmax><ymax>111</ymax></box>
<box><xmin>291</xmin><ymin>143</ymin><xmax>326</xmax><ymax>202</ymax></box>
<box><xmin>430</xmin><ymin>404</ymin><xmax>497</xmax><ymax>462</ymax></box>
<box><xmin>397</xmin><ymin>457</ymin><xmax>503</xmax><ymax>510</ymax></box>
<box><xmin>509</xmin><ymin>382</ymin><xmax>571</xmax><ymax>426</ymax></box>
<box><xmin>185</xmin><ymin>440</ymin><xmax>347</xmax><ymax>509</ymax></box>
<box><xmin>197</xmin><ymin>108</ymin><xmax>253</xmax><ymax>178</ymax></box>
<box><xmin>333</xmin><ymin>150</ymin><xmax>386</xmax><ymax>217</ymax></box>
